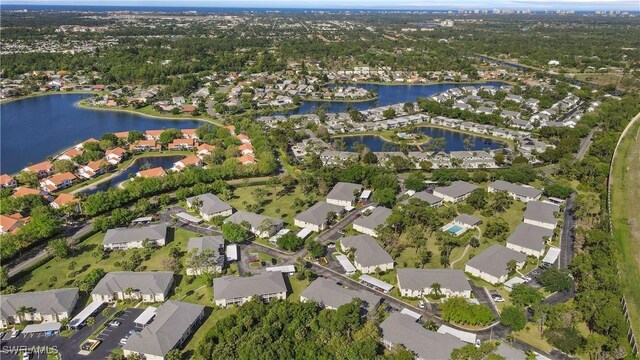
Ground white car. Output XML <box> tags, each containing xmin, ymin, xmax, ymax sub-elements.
<box><xmin>119</xmin><ymin>337</ymin><xmax>128</xmax><ymax>345</ymax></box>
<box><xmin>11</xmin><ymin>330</ymin><xmax>20</xmax><ymax>338</ymax></box>
<box><xmin>475</xmin><ymin>339</ymin><xmax>481</xmax><ymax>348</ymax></box>
<box><xmin>22</xmin><ymin>352</ymin><xmax>30</xmax><ymax>360</ymax></box>
<box><xmin>418</xmin><ymin>301</ymin><xmax>426</xmax><ymax>309</ymax></box>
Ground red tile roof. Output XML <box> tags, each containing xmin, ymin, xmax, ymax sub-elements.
<box><xmin>25</xmin><ymin>160</ymin><xmax>53</xmax><ymax>173</ymax></box>
<box><xmin>137</xmin><ymin>167</ymin><xmax>167</xmax><ymax>178</ymax></box>
<box><xmin>53</xmin><ymin>193</ymin><xmax>79</xmax><ymax>207</ymax></box>
<box><xmin>238</xmin><ymin>154</ymin><xmax>256</xmax><ymax>164</ymax></box>
<box><xmin>0</xmin><ymin>174</ymin><xmax>15</xmax><ymax>186</ymax></box>
<box><xmin>13</xmin><ymin>187</ymin><xmax>41</xmax><ymax>198</ymax></box>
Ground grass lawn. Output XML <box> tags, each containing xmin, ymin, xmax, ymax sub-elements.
<box><xmin>183</xmin><ymin>307</ymin><xmax>239</xmax><ymax>354</ymax></box>
<box><xmin>227</xmin><ymin>184</ymin><xmax>320</xmax><ymax>225</ymax></box>
<box><xmin>171</xmin><ymin>275</ymin><xmax>213</xmax><ymax>306</ymax></box>
<box><xmin>610</xmin><ymin>118</ymin><xmax>640</xmax><ymax>338</ymax></box>
<box><xmin>15</xmin><ymin>228</ymin><xmax>199</xmax><ymax>292</ymax></box>
<box><xmin>514</xmin><ymin>325</ymin><xmax>554</xmax><ymax>353</ymax></box>
<box><xmin>287</xmin><ymin>276</ymin><xmax>311</xmax><ymax>302</ymax></box>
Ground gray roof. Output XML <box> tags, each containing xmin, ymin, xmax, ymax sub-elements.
<box><xmin>507</xmin><ymin>223</ymin><xmax>554</xmax><ymax>253</ymax></box>
<box><xmin>300</xmin><ymin>278</ymin><xmax>381</xmax><ymax>312</ymax></box>
<box><xmin>495</xmin><ymin>343</ymin><xmax>527</xmax><ymax>360</ymax></box>
<box><xmin>380</xmin><ymin>313</ymin><xmax>465</xmax><ymax>359</ymax></box>
<box><xmin>91</xmin><ymin>272</ymin><xmax>174</xmax><ymax>296</ymax></box>
<box><xmin>224</xmin><ymin>211</ymin><xmax>283</xmax><ymax>230</ymax></box>
<box><xmin>466</xmin><ymin>245</ymin><xmax>527</xmax><ymax>279</ymax></box>
<box><xmin>454</xmin><ymin>214</ymin><xmax>482</xmax><ymax>227</ymax></box>
<box><xmin>187</xmin><ymin>193</ymin><xmax>233</xmax><ymax>216</ymax></box>
<box><xmin>1</xmin><ymin>288</ymin><xmax>78</xmax><ymax>321</ymax></box>
<box><xmin>326</xmin><ymin>182</ymin><xmax>362</xmax><ymax>202</ymax></box>
<box><xmin>353</xmin><ymin>207</ymin><xmax>392</xmax><ymax>231</ymax></box>
<box><xmin>434</xmin><ymin>181</ymin><xmax>479</xmax><ymax>199</ymax></box>
<box><xmin>489</xmin><ymin>180</ymin><xmax>543</xmax><ymax>200</ymax></box>
<box><xmin>340</xmin><ymin>234</ymin><xmax>393</xmax><ymax>268</ymax></box>
<box><xmin>187</xmin><ymin>236</ymin><xmax>225</xmax><ymax>264</ymax></box>
<box><xmin>123</xmin><ymin>300</ymin><xmax>204</xmax><ymax>357</ymax></box>
<box><xmin>213</xmin><ymin>272</ymin><xmax>287</xmax><ymax>301</ymax></box>
<box><xmin>409</xmin><ymin>191</ymin><xmax>443</xmax><ymax>206</ymax></box>
<box><xmin>294</xmin><ymin>201</ymin><xmax>344</xmax><ymax>226</ymax></box>
<box><xmin>524</xmin><ymin>201</ymin><xmax>560</xmax><ymax>225</ymax></box>
<box><xmin>397</xmin><ymin>268</ymin><xmax>472</xmax><ymax>293</ymax></box>
<box><xmin>103</xmin><ymin>223</ymin><xmax>167</xmax><ymax>245</ymax></box>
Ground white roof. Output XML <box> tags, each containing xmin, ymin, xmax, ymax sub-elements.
<box><xmin>266</xmin><ymin>265</ymin><xmax>296</xmax><ymax>273</ymax></box>
<box><xmin>404</xmin><ymin>190</ymin><xmax>416</xmax><ymax>197</ymax></box>
<box><xmin>134</xmin><ymin>306</ymin><xmax>157</xmax><ymax>326</ymax></box>
<box><xmin>70</xmin><ymin>300</ymin><xmax>105</xmax><ymax>328</ymax></box>
<box><xmin>23</xmin><ymin>322</ymin><xmax>62</xmax><ymax>334</ymax></box>
<box><xmin>176</xmin><ymin>212</ymin><xmax>202</xmax><ymax>224</ymax></box>
<box><xmin>336</xmin><ymin>254</ymin><xmax>356</xmax><ymax>274</ymax></box>
<box><xmin>360</xmin><ymin>190</ymin><xmax>372</xmax><ymax>199</ymax></box>
<box><xmin>437</xmin><ymin>325</ymin><xmax>477</xmax><ymax>344</ymax></box>
<box><xmin>226</xmin><ymin>244</ymin><xmax>239</xmax><ymax>261</ymax></box>
<box><xmin>504</xmin><ymin>276</ymin><xmax>526</xmax><ymax>290</ymax></box>
<box><xmin>400</xmin><ymin>308</ymin><xmax>421</xmax><ymax>320</ymax></box>
<box><xmin>542</xmin><ymin>246</ymin><xmax>561</xmax><ymax>264</ymax></box>
<box><xmin>359</xmin><ymin>274</ymin><xmax>394</xmax><ymax>292</ymax></box>
<box><xmin>344</xmin><ymin>205</ymin><xmax>355</xmax><ymax>212</ymax></box>
<box><xmin>132</xmin><ymin>216</ymin><xmax>153</xmax><ymax>223</ymax></box>
<box><xmin>269</xmin><ymin>228</ymin><xmax>291</xmax><ymax>243</ymax></box>
<box><xmin>297</xmin><ymin>227</ymin><xmax>313</xmax><ymax>239</ymax></box>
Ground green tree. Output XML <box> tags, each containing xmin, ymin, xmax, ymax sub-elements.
<box><xmin>404</xmin><ymin>172</ymin><xmax>426</xmax><ymax>191</ymax></box>
<box><xmin>500</xmin><ymin>306</ymin><xmax>527</xmax><ymax>331</ymax></box>
<box><xmin>537</xmin><ymin>268</ymin><xmax>573</xmax><ymax>292</ymax></box>
<box><xmin>277</xmin><ymin>233</ymin><xmax>304</xmax><ymax>252</ymax></box>
<box><xmin>221</xmin><ymin>222</ymin><xmax>249</xmax><ymax>243</ymax></box>
<box><xmin>510</xmin><ymin>284</ymin><xmax>543</xmax><ymax>307</ymax></box>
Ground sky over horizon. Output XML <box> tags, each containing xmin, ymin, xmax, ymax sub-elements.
<box><xmin>3</xmin><ymin>0</ymin><xmax>639</xmax><ymax>11</ymax></box>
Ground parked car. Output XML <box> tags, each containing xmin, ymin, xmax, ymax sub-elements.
<box><xmin>522</xmin><ymin>275</ymin><xmax>532</xmax><ymax>282</ymax></box>
<box><xmin>22</xmin><ymin>352</ymin><xmax>30</xmax><ymax>360</ymax></box>
<box><xmin>119</xmin><ymin>337</ymin><xmax>128</xmax><ymax>345</ymax></box>
<box><xmin>418</xmin><ymin>300</ymin><xmax>426</xmax><ymax>309</ymax></box>
<box><xmin>0</xmin><ymin>331</ymin><xmax>5</xmax><ymax>340</ymax></box>
<box><xmin>475</xmin><ymin>339</ymin><xmax>481</xmax><ymax>348</ymax></box>
<box><xmin>109</xmin><ymin>320</ymin><xmax>121</xmax><ymax>327</ymax></box>
<box><xmin>11</xmin><ymin>330</ymin><xmax>20</xmax><ymax>338</ymax></box>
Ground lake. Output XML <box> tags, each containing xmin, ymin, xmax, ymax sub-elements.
<box><xmin>0</xmin><ymin>94</ymin><xmax>204</xmax><ymax>174</ymax></box>
<box><xmin>279</xmin><ymin>81</ymin><xmax>506</xmax><ymax>115</ymax></box>
<box><xmin>334</xmin><ymin>126</ymin><xmax>505</xmax><ymax>152</ymax></box>
<box><xmin>81</xmin><ymin>155</ymin><xmax>184</xmax><ymax>194</ymax></box>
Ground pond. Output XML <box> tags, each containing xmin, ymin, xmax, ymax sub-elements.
<box><xmin>81</xmin><ymin>155</ymin><xmax>184</xmax><ymax>194</ymax></box>
<box><xmin>0</xmin><ymin>94</ymin><xmax>205</xmax><ymax>174</ymax></box>
<box><xmin>278</xmin><ymin>81</ymin><xmax>506</xmax><ymax>115</ymax></box>
<box><xmin>333</xmin><ymin>127</ymin><xmax>505</xmax><ymax>153</ymax></box>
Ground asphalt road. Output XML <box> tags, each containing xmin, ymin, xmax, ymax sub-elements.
<box><xmin>468</xmin><ymin>280</ymin><xmax>500</xmax><ymax>318</ymax></box>
<box><xmin>559</xmin><ymin>194</ymin><xmax>576</xmax><ymax>270</ymax></box>
<box><xmin>576</xmin><ymin>127</ymin><xmax>597</xmax><ymax>161</ymax></box>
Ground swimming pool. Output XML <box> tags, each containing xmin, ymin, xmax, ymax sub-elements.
<box><xmin>447</xmin><ymin>225</ymin><xmax>464</xmax><ymax>234</ymax></box>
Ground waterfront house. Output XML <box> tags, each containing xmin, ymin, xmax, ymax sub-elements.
<box><xmin>91</xmin><ymin>272</ymin><xmax>174</xmax><ymax>303</ymax></box>
<box><xmin>144</xmin><ymin>130</ymin><xmax>164</xmax><ymax>140</ymax></box>
<box><xmin>40</xmin><ymin>172</ymin><xmax>76</xmax><ymax>192</ymax></box>
<box><xmin>78</xmin><ymin>160</ymin><xmax>107</xmax><ymax>179</ymax></box>
<box><xmin>168</xmin><ymin>138</ymin><xmax>195</xmax><ymax>150</ymax></box>
<box><xmin>102</xmin><ymin>223</ymin><xmax>168</xmax><ymax>251</ymax></box>
<box><xmin>104</xmin><ymin>147</ymin><xmax>126</xmax><ymax>165</ymax></box>
<box><xmin>57</xmin><ymin>147</ymin><xmax>83</xmax><ymax>161</ymax></box>
<box><xmin>12</xmin><ymin>187</ymin><xmax>41</xmax><ymax>198</ymax></box>
<box><xmin>0</xmin><ymin>288</ymin><xmax>79</xmax><ymax>329</ymax></box>
<box><xmin>0</xmin><ymin>174</ymin><xmax>17</xmax><ymax>188</ymax></box>
<box><xmin>213</xmin><ymin>272</ymin><xmax>287</xmax><ymax>307</ymax></box>
<box><xmin>51</xmin><ymin>193</ymin><xmax>80</xmax><ymax>211</ymax></box>
<box><xmin>196</xmin><ymin>143</ymin><xmax>215</xmax><ymax>158</ymax></box>
<box><xmin>130</xmin><ymin>139</ymin><xmax>161</xmax><ymax>152</ymax></box>
<box><xmin>171</xmin><ymin>155</ymin><xmax>202</xmax><ymax>172</ymax></box>
<box><xmin>24</xmin><ymin>160</ymin><xmax>54</xmax><ymax>178</ymax></box>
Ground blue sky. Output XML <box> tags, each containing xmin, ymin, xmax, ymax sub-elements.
<box><xmin>3</xmin><ymin>0</ymin><xmax>639</xmax><ymax>11</ymax></box>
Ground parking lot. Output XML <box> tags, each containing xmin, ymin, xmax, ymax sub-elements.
<box><xmin>0</xmin><ymin>308</ymin><xmax>144</xmax><ymax>360</ymax></box>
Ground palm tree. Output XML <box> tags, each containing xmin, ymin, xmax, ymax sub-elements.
<box><xmin>102</xmin><ymin>307</ymin><xmax>112</xmax><ymax>319</ymax></box>
<box><xmin>430</xmin><ymin>283</ymin><xmax>442</xmax><ymax>298</ymax></box>
<box><xmin>87</xmin><ymin>316</ymin><xmax>96</xmax><ymax>329</ymax></box>
<box><xmin>60</xmin><ymin>317</ymin><xmax>70</xmax><ymax>331</ymax></box>
<box><xmin>124</xmin><ymin>287</ymin><xmax>135</xmax><ymax>301</ymax></box>
<box><xmin>15</xmin><ymin>306</ymin><xmax>35</xmax><ymax>322</ymax></box>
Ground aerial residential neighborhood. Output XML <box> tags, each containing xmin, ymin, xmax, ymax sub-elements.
<box><xmin>1</xmin><ymin>3</ymin><xmax>639</xmax><ymax>360</ymax></box>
